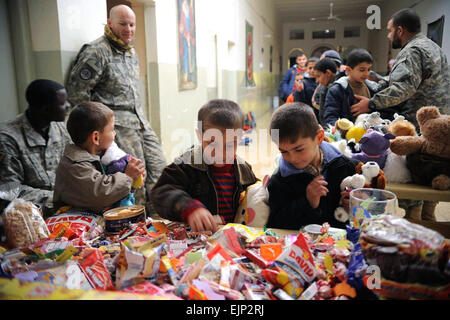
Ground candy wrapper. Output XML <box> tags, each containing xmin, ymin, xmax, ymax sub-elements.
<box><xmin>45</xmin><ymin>210</ymin><xmax>103</xmax><ymax>240</ymax></box>
<box><xmin>115</xmin><ymin>238</ymin><xmax>164</xmax><ymax>289</ymax></box>
<box><xmin>79</xmin><ymin>249</ymin><xmax>114</xmax><ymax>290</ymax></box>
<box><xmin>2</xmin><ymin>199</ymin><xmax>50</xmax><ymax>248</ymax></box>
<box><xmin>218</xmin><ymin>224</ymin><xmax>265</xmax><ymax>243</ymax></box>
<box><xmin>15</xmin><ymin>260</ymin><xmax>93</xmax><ymax>290</ymax></box>
<box><xmin>121</xmin><ymin>280</ymin><xmax>182</xmax><ymax>299</ymax></box>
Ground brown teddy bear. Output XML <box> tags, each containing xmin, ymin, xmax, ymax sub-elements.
<box><xmin>390</xmin><ymin>106</ymin><xmax>450</xmax><ymax>190</ymax></box>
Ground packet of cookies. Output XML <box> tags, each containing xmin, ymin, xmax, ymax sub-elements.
<box><xmin>2</xmin><ymin>199</ymin><xmax>50</xmax><ymax>248</ymax></box>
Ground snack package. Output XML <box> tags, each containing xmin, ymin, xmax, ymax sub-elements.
<box><xmin>360</xmin><ymin>215</ymin><xmax>449</xmax><ymax>286</ymax></box>
<box><xmin>262</xmin><ymin>233</ymin><xmax>316</xmax><ymax>299</ymax></box>
<box><xmin>79</xmin><ymin>249</ymin><xmax>114</xmax><ymax>290</ymax></box>
<box><xmin>15</xmin><ymin>260</ymin><xmax>93</xmax><ymax>291</ymax></box>
<box><xmin>2</xmin><ymin>199</ymin><xmax>50</xmax><ymax>248</ymax></box>
<box><xmin>45</xmin><ymin>210</ymin><xmax>103</xmax><ymax>240</ymax></box>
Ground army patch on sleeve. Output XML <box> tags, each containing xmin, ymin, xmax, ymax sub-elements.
<box><xmin>80</xmin><ymin>68</ymin><xmax>93</xmax><ymax>80</ymax></box>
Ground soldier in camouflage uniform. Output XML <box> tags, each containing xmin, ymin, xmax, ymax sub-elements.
<box><xmin>0</xmin><ymin>80</ymin><xmax>71</xmax><ymax>217</ymax></box>
<box><xmin>352</xmin><ymin>8</ymin><xmax>450</xmax><ymax>221</ymax></box>
<box><xmin>66</xmin><ymin>5</ymin><xmax>166</xmax><ymax>216</ymax></box>
<box><xmin>351</xmin><ymin>8</ymin><xmax>450</xmax><ymax>128</ymax></box>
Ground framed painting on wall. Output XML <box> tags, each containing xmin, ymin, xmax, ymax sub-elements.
<box><xmin>177</xmin><ymin>0</ymin><xmax>197</xmax><ymax>90</ymax></box>
<box><xmin>246</xmin><ymin>21</ymin><xmax>255</xmax><ymax>87</ymax></box>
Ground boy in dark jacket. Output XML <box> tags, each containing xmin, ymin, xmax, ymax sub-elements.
<box><xmin>294</xmin><ymin>57</ymin><xmax>319</xmax><ymax>120</ymax></box>
<box><xmin>151</xmin><ymin>99</ymin><xmax>258</xmax><ymax>232</ymax></box>
<box><xmin>323</xmin><ymin>49</ymin><xmax>379</xmax><ymax>127</ymax></box>
<box><xmin>267</xmin><ymin>103</ymin><xmax>359</xmax><ymax>230</ymax></box>
<box><xmin>311</xmin><ymin>58</ymin><xmax>337</xmax><ymax>125</ymax></box>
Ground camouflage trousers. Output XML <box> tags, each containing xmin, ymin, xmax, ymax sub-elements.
<box><xmin>114</xmin><ymin>125</ymin><xmax>167</xmax><ymax>217</ymax></box>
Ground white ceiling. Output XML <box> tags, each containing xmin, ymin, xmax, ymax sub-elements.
<box><xmin>273</xmin><ymin>0</ymin><xmax>385</xmax><ymax>22</ymax></box>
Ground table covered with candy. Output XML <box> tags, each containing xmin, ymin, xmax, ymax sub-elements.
<box><xmin>0</xmin><ymin>200</ymin><xmax>449</xmax><ymax>300</ymax></box>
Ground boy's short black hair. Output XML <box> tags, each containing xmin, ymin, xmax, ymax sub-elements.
<box><xmin>391</xmin><ymin>8</ymin><xmax>421</xmax><ymax>33</ymax></box>
<box><xmin>270</xmin><ymin>103</ymin><xmax>320</xmax><ymax>143</ymax></box>
<box><xmin>295</xmin><ymin>52</ymin><xmax>307</xmax><ymax>58</ymax></box>
<box><xmin>346</xmin><ymin>49</ymin><xmax>373</xmax><ymax>68</ymax></box>
<box><xmin>25</xmin><ymin>79</ymin><xmax>64</xmax><ymax>109</ymax></box>
<box><xmin>198</xmin><ymin>99</ymin><xmax>245</xmax><ymax>132</ymax></box>
<box><xmin>67</xmin><ymin>102</ymin><xmax>114</xmax><ymax>146</ymax></box>
<box><xmin>314</xmin><ymin>58</ymin><xmax>337</xmax><ymax>74</ymax></box>
<box><xmin>306</xmin><ymin>57</ymin><xmax>319</xmax><ymax>66</ymax></box>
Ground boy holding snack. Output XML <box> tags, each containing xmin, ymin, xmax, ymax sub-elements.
<box><xmin>151</xmin><ymin>99</ymin><xmax>258</xmax><ymax>232</ymax></box>
<box><xmin>53</xmin><ymin>102</ymin><xmax>145</xmax><ymax>213</ymax></box>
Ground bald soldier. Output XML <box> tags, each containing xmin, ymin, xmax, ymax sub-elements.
<box><xmin>66</xmin><ymin>5</ymin><xmax>166</xmax><ymax>216</ymax></box>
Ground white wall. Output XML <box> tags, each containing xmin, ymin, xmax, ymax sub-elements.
<box><xmin>152</xmin><ymin>0</ymin><xmax>280</xmax><ymax>161</ymax></box>
<box><xmin>282</xmin><ymin>19</ymin><xmax>369</xmax><ymax>69</ymax></box>
<box><xmin>0</xmin><ymin>0</ymin><xmax>19</xmax><ymax>122</ymax></box>
<box><xmin>369</xmin><ymin>0</ymin><xmax>450</xmax><ymax>73</ymax></box>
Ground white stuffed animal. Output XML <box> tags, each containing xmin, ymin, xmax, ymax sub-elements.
<box><xmin>383</xmin><ymin>150</ymin><xmax>412</xmax><ymax>183</ymax></box>
<box><xmin>334</xmin><ymin>174</ymin><xmax>366</xmax><ymax>222</ymax></box>
<box><xmin>234</xmin><ymin>176</ymin><xmax>270</xmax><ymax>228</ymax></box>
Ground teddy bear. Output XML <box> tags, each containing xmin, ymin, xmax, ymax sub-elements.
<box><xmin>351</xmin><ymin>130</ymin><xmax>396</xmax><ymax>169</ymax></box>
<box><xmin>334</xmin><ymin>174</ymin><xmax>366</xmax><ymax>223</ymax></box>
<box><xmin>390</xmin><ymin>106</ymin><xmax>450</xmax><ymax>190</ymax></box>
<box><xmin>101</xmin><ymin>141</ymin><xmax>145</xmax><ymax>207</ymax></box>
<box><xmin>234</xmin><ymin>176</ymin><xmax>270</xmax><ymax>228</ymax></box>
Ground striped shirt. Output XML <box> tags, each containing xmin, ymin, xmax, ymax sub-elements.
<box><xmin>211</xmin><ymin>163</ymin><xmax>236</xmax><ymax>224</ymax></box>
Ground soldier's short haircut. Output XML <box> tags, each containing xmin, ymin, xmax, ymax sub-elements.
<box><xmin>67</xmin><ymin>102</ymin><xmax>114</xmax><ymax>146</ymax></box>
<box><xmin>270</xmin><ymin>103</ymin><xmax>319</xmax><ymax>143</ymax></box>
<box><xmin>392</xmin><ymin>8</ymin><xmax>421</xmax><ymax>33</ymax></box>
<box><xmin>314</xmin><ymin>58</ymin><xmax>337</xmax><ymax>74</ymax></box>
<box><xmin>197</xmin><ymin>99</ymin><xmax>245</xmax><ymax>132</ymax></box>
<box><xmin>25</xmin><ymin>79</ymin><xmax>65</xmax><ymax>109</ymax></box>
<box><xmin>347</xmin><ymin>49</ymin><xmax>373</xmax><ymax>68</ymax></box>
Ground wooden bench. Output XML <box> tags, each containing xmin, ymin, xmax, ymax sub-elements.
<box><xmin>386</xmin><ymin>183</ymin><xmax>450</xmax><ymax>202</ymax></box>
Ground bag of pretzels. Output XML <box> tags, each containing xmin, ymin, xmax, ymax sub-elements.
<box><xmin>2</xmin><ymin>199</ymin><xmax>50</xmax><ymax>248</ymax></box>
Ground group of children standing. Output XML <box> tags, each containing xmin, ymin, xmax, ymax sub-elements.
<box><xmin>279</xmin><ymin>48</ymin><xmax>382</xmax><ymax>129</ymax></box>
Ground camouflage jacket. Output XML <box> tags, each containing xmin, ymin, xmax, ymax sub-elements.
<box><xmin>0</xmin><ymin>113</ymin><xmax>71</xmax><ymax>214</ymax></box>
<box><xmin>66</xmin><ymin>35</ymin><xmax>149</xmax><ymax>130</ymax></box>
<box><xmin>370</xmin><ymin>34</ymin><xmax>450</xmax><ymax>127</ymax></box>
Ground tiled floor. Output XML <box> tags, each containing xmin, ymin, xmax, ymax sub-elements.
<box><xmin>237</xmin><ymin>112</ymin><xmax>450</xmax><ymax>222</ymax></box>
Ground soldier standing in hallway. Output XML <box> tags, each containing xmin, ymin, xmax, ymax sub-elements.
<box><xmin>0</xmin><ymin>79</ymin><xmax>71</xmax><ymax>217</ymax></box>
<box><xmin>351</xmin><ymin>8</ymin><xmax>450</xmax><ymax>128</ymax></box>
<box><xmin>66</xmin><ymin>5</ymin><xmax>166</xmax><ymax>216</ymax></box>
<box><xmin>351</xmin><ymin>8</ymin><xmax>450</xmax><ymax>221</ymax></box>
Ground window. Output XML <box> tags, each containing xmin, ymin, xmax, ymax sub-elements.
<box><xmin>312</xmin><ymin>29</ymin><xmax>335</xmax><ymax>39</ymax></box>
<box><xmin>344</xmin><ymin>26</ymin><xmax>360</xmax><ymax>38</ymax></box>
<box><xmin>289</xmin><ymin>29</ymin><xmax>304</xmax><ymax>40</ymax></box>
